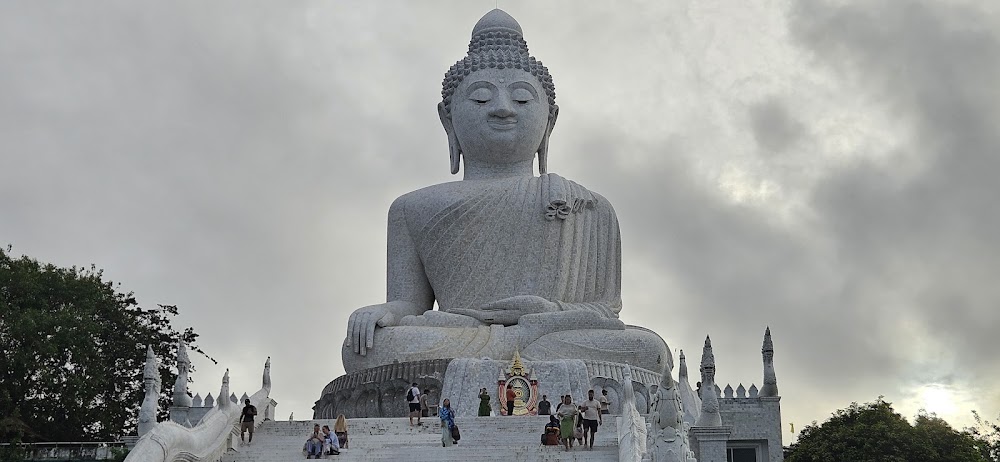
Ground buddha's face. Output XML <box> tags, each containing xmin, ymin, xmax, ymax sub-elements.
<box><xmin>448</xmin><ymin>67</ymin><xmax>551</xmax><ymax>166</ymax></box>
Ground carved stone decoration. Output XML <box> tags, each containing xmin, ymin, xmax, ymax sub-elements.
<box><xmin>676</xmin><ymin>350</ymin><xmax>701</xmax><ymax>426</ymax></box>
<box><xmin>647</xmin><ymin>368</ymin><xmax>696</xmax><ymax>462</ymax></box>
<box><xmin>315</xmin><ymin>358</ymin><xmax>449</xmax><ymax>418</ymax></box>
<box><xmin>218</xmin><ymin>369</ymin><xmax>230</xmax><ymax>410</ymax></box>
<box><xmin>748</xmin><ymin>383</ymin><xmax>759</xmax><ymax>398</ymax></box>
<box><xmin>696</xmin><ymin>336</ymin><xmax>722</xmax><ymax>427</ymax></box>
<box><xmin>617</xmin><ymin>365</ymin><xmax>648</xmax><ymax>462</ymax></box>
<box><xmin>172</xmin><ymin>341</ymin><xmax>192</xmax><ymax>407</ymax></box>
<box><xmin>736</xmin><ymin>383</ymin><xmax>746</xmax><ymax>399</ymax></box>
<box><xmin>497</xmin><ymin>350</ymin><xmax>539</xmax><ymax>415</ymax></box>
<box><xmin>760</xmin><ymin>327</ymin><xmax>779</xmax><ymax>397</ymax></box>
<box><xmin>724</xmin><ymin>384</ymin><xmax>734</xmax><ymax>399</ymax></box>
<box><xmin>262</xmin><ymin>356</ymin><xmax>271</xmax><ymax>389</ymax></box>
<box><xmin>124</xmin><ymin>358</ymin><xmax>274</xmax><ymax>462</ymax></box>
<box><xmin>138</xmin><ymin>345</ymin><xmax>160</xmax><ymax>437</ymax></box>
<box><xmin>203</xmin><ymin>393</ymin><xmax>214</xmax><ymax>408</ymax></box>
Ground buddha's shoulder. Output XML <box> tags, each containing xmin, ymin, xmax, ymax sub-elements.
<box><xmin>388</xmin><ymin>181</ymin><xmax>476</xmax><ymax>226</ymax></box>
<box><xmin>390</xmin><ymin>181</ymin><xmax>467</xmax><ymax>211</ymax></box>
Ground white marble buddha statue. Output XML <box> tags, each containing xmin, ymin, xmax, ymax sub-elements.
<box><xmin>342</xmin><ymin>9</ymin><xmax>670</xmax><ymax>376</ymax></box>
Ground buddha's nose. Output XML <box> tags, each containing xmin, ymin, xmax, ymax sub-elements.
<box><xmin>489</xmin><ymin>100</ymin><xmax>516</xmax><ymax>118</ymax></box>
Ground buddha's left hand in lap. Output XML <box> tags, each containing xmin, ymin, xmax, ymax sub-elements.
<box><xmin>451</xmin><ymin>295</ymin><xmax>559</xmax><ymax>326</ymax></box>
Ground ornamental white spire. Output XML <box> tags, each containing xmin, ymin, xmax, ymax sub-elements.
<box><xmin>676</xmin><ymin>349</ymin><xmax>701</xmax><ymax>426</ymax></box>
<box><xmin>218</xmin><ymin>369</ymin><xmax>230</xmax><ymax>409</ymax></box>
<box><xmin>262</xmin><ymin>356</ymin><xmax>271</xmax><ymax>390</ymax></box>
<box><xmin>138</xmin><ymin>345</ymin><xmax>161</xmax><ymax>436</ymax></box>
<box><xmin>678</xmin><ymin>349</ymin><xmax>688</xmax><ymax>381</ymax></box>
<box><xmin>172</xmin><ymin>341</ymin><xmax>192</xmax><ymax>407</ymax></box>
<box><xmin>760</xmin><ymin>327</ymin><xmax>779</xmax><ymax>397</ymax></box>
<box><xmin>696</xmin><ymin>336</ymin><xmax>722</xmax><ymax>426</ymax></box>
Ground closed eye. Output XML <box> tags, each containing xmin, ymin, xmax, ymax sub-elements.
<box><xmin>470</xmin><ymin>87</ymin><xmax>492</xmax><ymax>104</ymax></box>
<box><xmin>511</xmin><ymin>88</ymin><xmax>535</xmax><ymax>104</ymax></box>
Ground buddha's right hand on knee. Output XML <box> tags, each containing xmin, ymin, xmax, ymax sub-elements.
<box><xmin>347</xmin><ymin>304</ymin><xmax>396</xmax><ymax>356</ymax></box>
<box><xmin>347</xmin><ymin>300</ymin><xmax>429</xmax><ymax>355</ymax></box>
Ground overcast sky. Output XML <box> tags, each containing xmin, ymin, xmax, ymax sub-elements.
<box><xmin>3</xmin><ymin>0</ymin><xmax>999</xmax><ymax>440</ymax></box>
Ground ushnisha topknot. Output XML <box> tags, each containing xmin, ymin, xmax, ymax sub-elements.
<box><xmin>441</xmin><ymin>9</ymin><xmax>556</xmax><ymax>120</ymax></box>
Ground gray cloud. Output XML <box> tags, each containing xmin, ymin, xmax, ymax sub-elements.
<box><xmin>2</xmin><ymin>0</ymin><xmax>998</xmax><ymax>436</ymax></box>
<box><xmin>749</xmin><ymin>98</ymin><xmax>804</xmax><ymax>154</ymax></box>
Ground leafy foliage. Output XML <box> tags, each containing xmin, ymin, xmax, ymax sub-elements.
<box><xmin>968</xmin><ymin>411</ymin><xmax>1000</xmax><ymax>461</ymax></box>
<box><xmin>0</xmin><ymin>246</ymin><xmax>213</xmax><ymax>443</ymax></box>
<box><xmin>786</xmin><ymin>397</ymin><xmax>989</xmax><ymax>462</ymax></box>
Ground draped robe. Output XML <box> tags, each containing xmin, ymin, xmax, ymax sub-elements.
<box><xmin>414</xmin><ymin>173</ymin><xmax>621</xmax><ymax>317</ymax></box>
<box><xmin>341</xmin><ymin>173</ymin><xmax>669</xmax><ymax>374</ymax></box>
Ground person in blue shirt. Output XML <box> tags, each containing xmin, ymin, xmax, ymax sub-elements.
<box><xmin>439</xmin><ymin>399</ymin><xmax>456</xmax><ymax>447</ymax></box>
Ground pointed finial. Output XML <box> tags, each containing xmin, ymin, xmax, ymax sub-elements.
<box><xmin>177</xmin><ymin>341</ymin><xmax>190</xmax><ymax>364</ymax></box>
<box><xmin>723</xmin><ymin>384</ymin><xmax>734</xmax><ymax>398</ymax></box>
<box><xmin>218</xmin><ymin>369</ymin><xmax>230</xmax><ymax>409</ymax></box>
<box><xmin>760</xmin><ymin>328</ymin><xmax>779</xmax><ymax>397</ymax></box>
<box><xmin>263</xmin><ymin>356</ymin><xmax>272</xmax><ymax>389</ymax></box>
<box><xmin>143</xmin><ymin>345</ymin><xmax>159</xmax><ymax>385</ymax></box>
<box><xmin>510</xmin><ymin>348</ymin><xmax>526</xmax><ymax>376</ymax></box>
<box><xmin>700</xmin><ymin>335</ymin><xmax>715</xmax><ymax>368</ymax></box>
<box><xmin>678</xmin><ymin>350</ymin><xmax>688</xmax><ymax>380</ymax></box>
<box><xmin>172</xmin><ymin>341</ymin><xmax>192</xmax><ymax>407</ymax></box>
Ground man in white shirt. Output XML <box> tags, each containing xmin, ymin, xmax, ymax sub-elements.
<box><xmin>580</xmin><ymin>389</ymin><xmax>603</xmax><ymax>449</ymax></box>
<box><xmin>408</xmin><ymin>383</ymin><xmax>422</xmax><ymax>426</ymax></box>
<box><xmin>599</xmin><ymin>389</ymin><xmax>610</xmax><ymax>415</ymax></box>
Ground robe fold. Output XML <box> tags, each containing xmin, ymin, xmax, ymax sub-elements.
<box><xmin>413</xmin><ymin>173</ymin><xmax>622</xmax><ymax>318</ymax></box>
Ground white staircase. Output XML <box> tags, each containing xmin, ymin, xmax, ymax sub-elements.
<box><xmin>222</xmin><ymin>416</ymin><xmax>620</xmax><ymax>461</ymax></box>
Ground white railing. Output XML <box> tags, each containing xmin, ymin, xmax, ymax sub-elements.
<box><xmin>124</xmin><ymin>358</ymin><xmax>271</xmax><ymax>462</ymax></box>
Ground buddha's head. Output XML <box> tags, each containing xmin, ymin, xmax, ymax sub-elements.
<box><xmin>440</xmin><ymin>9</ymin><xmax>558</xmax><ymax>175</ymax></box>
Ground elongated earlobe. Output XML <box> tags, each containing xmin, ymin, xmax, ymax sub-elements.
<box><xmin>450</xmin><ymin>140</ymin><xmax>461</xmax><ymax>175</ymax></box>
<box><xmin>537</xmin><ymin>105</ymin><xmax>559</xmax><ymax>174</ymax></box>
<box><xmin>438</xmin><ymin>102</ymin><xmax>462</xmax><ymax>175</ymax></box>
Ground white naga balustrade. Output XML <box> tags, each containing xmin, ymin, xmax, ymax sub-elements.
<box><xmin>125</xmin><ymin>357</ymin><xmax>273</xmax><ymax>462</ymax></box>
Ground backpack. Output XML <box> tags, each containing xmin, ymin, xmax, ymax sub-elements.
<box><xmin>406</xmin><ymin>389</ymin><xmax>414</xmax><ymax>401</ymax></box>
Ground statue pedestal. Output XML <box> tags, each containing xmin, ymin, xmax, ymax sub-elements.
<box><xmin>315</xmin><ymin>357</ymin><xmax>664</xmax><ymax>419</ymax></box>
<box><xmin>441</xmin><ymin>358</ymin><xmax>591</xmax><ymax>417</ymax></box>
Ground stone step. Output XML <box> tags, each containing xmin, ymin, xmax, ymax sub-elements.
<box><xmin>224</xmin><ymin>417</ymin><xmax>620</xmax><ymax>462</ymax></box>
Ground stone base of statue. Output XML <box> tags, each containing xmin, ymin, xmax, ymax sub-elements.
<box><xmin>313</xmin><ymin>356</ymin><xmax>662</xmax><ymax>419</ymax></box>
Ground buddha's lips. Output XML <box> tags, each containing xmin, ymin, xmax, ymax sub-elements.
<box><xmin>488</xmin><ymin>118</ymin><xmax>517</xmax><ymax>130</ymax></box>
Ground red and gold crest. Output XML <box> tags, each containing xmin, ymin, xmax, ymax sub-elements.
<box><xmin>497</xmin><ymin>350</ymin><xmax>539</xmax><ymax>416</ymax></box>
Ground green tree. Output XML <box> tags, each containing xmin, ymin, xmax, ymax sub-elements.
<box><xmin>968</xmin><ymin>411</ymin><xmax>1000</xmax><ymax>461</ymax></box>
<box><xmin>0</xmin><ymin>246</ymin><xmax>213</xmax><ymax>443</ymax></box>
<box><xmin>787</xmin><ymin>397</ymin><xmax>988</xmax><ymax>462</ymax></box>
